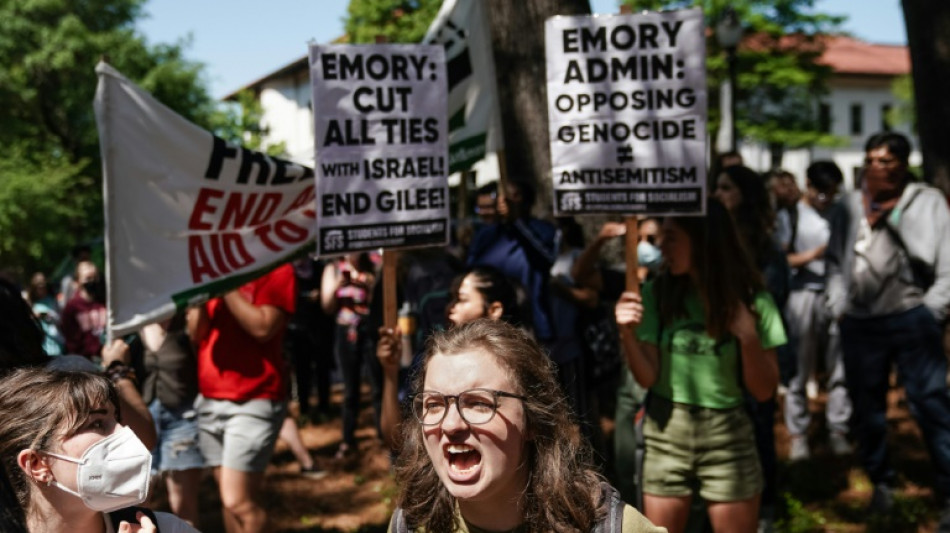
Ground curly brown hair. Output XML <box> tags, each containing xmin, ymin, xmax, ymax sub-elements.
<box><xmin>392</xmin><ymin>319</ymin><xmax>606</xmax><ymax>532</ymax></box>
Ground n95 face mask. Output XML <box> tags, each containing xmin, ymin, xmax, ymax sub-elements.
<box><xmin>44</xmin><ymin>425</ymin><xmax>152</xmax><ymax>512</ymax></box>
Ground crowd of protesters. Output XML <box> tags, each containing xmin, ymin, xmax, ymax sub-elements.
<box><xmin>1</xmin><ymin>130</ymin><xmax>950</xmax><ymax>532</ymax></box>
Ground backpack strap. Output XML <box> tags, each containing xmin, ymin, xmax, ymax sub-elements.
<box><xmin>108</xmin><ymin>506</ymin><xmax>160</xmax><ymax>532</ymax></box>
<box><xmin>593</xmin><ymin>482</ymin><xmax>626</xmax><ymax>533</ymax></box>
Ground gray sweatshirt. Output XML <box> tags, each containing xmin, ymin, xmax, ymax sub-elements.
<box><xmin>825</xmin><ymin>182</ymin><xmax>950</xmax><ymax>322</ymax></box>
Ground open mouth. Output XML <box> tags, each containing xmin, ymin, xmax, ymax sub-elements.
<box><xmin>446</xmin><ymin>444</ymin><xmax>481</xmax><ymax>474</ymax></box>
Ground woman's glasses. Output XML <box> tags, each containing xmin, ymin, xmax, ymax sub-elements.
<box><xmin>411</xmin><ymin>388</ymin><xmax>526</xmax><ymax>426</ymax></box>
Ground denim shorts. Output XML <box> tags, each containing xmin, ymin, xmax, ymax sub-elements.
<box><xmin>642</xmin><ymin>395</ymin><xmax>763</xmax><ymax>502</ymax></box>
<box><xmin>196</xmin><ymin>395</ymin><xmax>285</xmax><ymax>472</ymax></box>
<box><xmin>148</xmin><ymin>399</ymin><xmax>204</xmax><ymax>472</ymax></box>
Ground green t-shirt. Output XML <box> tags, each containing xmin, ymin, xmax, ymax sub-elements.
<box><xmin>636</xmin><ymin>280</ymin><xmax>787</xmax><ymax>409</ymax></box>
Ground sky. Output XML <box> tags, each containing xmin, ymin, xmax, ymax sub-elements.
<box><xmin>137</xmin><ymin>0</ymin><xmax>908</xmax><ymax>100</ymax></box>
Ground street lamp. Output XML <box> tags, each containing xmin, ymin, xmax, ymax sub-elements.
<box><xmin>716</xmin><ymin>7</ymin><xmax>742</xmax><ymax>153</ymax></box>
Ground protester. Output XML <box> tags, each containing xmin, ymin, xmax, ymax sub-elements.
<box><xmin>0</xmin><ymin>277</ymin><xmax>51</xmax><ymax>533</ymax></box>
<box><xmin>468</xmin><ymin>179</ymin><xmax>566</xmax><ymax>402</ymax></box>
<box><xmin>27</xmin><ymin>272</ymin><xmax>65</xmax><ymax>356</ymax></box>
<box><xmin>0</xmin><ymin>367</ymin><xmax>199</xmax><ymax>533</ymax></box>
<box><xmin>136</xmin><ymin>314</ymin><xmax>203</xmax><ymax>526</ymax></box>
<box><xmin>825</xmin><ymin>131</ymin><xmax>950</xmax><ymax>525</ymax></box>
<box><xmin>713</xmin><ymin>164</ymin><xmax>789</xmax><ymax>531</ymax></box>
<box><xmin>0</xmin><ymin>277</ymin><xmax>49</xmax><ymax>371</ymax></box>
<box><xmin>474</xmin><ymin>181</ymin><xmax>500</xmax><ymax>226</ymax></box>
<box><xmin>765</xmin><ymin>169</ymin><xmax>801</xmax><ymax>252</ymax></box>
<box><xmin>783</xmin><ymin>161</ymin><xmax>851</xmax><ymax>461</ymax></box>
<box><xmin>321</xmin><ymin>252</ymin><xmax>381</xmax><ymax>462</ymax></box>
<box><xmin>58</xmin><ymin>244</ymin><xmax>92</xmax><ymax>308</ymax></box>
<box><xmin>376</xmin><ymin>265</ymin><xmax>525</xmax><ymax>448</ymax></box>
<box><xmin>388</xmin><ymin>319</ymin><xmax>665</xmax><ymax>532</ymax></box>
<box><xmin>468</xmin><ymin>179</ymin><xmax>556</xmax><ymax>338</ymax></box>
<box><xmin>288</xmin><ymin>255</ymin><xmax>334</xmax><ymax>421</ymax></box>
<box><xmin>188</xmin><ymin>263</ymin><xmax>295</xmax><ymax>533</ymax></box>
<box><xmin>60</xmin><ymin>260</ymin><xmax>107</xmax><ymax>359</ymax></box>
<box><xmin>615</xmin><ymin>199</ymin><xmax>785</xmax><ymax>533</ymax></box>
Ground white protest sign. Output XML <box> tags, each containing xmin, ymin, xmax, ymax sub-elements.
<box><xmin>94</xmin><ymin>62</ymin><xmax>316</xmax><ymax>337</ymax></box>
<box><xmin>309</xmin><ymin>44</ymin><xmax>449</xmax><ymax>256</ymax></box>
<box><xmin>546</xmin><ymin>8</ymin><xmax>707</xmax><ymax>216</ymax></box>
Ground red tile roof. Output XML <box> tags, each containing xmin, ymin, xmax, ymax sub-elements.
<box><xmin>818</xmin><ymin>35</ymin><xmax>910</xmax><ymax>76</ymax></box>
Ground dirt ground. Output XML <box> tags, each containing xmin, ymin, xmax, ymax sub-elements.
<box><xmin>150</xmin><ymin>383</ymin><xmax>946</xmax><ymax>532</ymax></box>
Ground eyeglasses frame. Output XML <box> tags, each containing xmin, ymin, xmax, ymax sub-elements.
<box><xmin>410</xmin><ymin>388</ymin><xmax>527</xmax><ymax>426</ymax></box>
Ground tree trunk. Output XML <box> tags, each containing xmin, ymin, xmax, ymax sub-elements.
<box><xmin>487</xmin><ymin>0</ymin><xmax>591</xmax><ymax>218</ymax></box>
<box><xmin>902</xmin><ymin>0</ymin><xmax>950</xmax><ymax>195</ymax></box>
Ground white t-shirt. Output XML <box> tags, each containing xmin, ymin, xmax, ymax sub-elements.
<box><xmin>793</xmin><ymin>200</ymin><xmax>831</xmax><ymax>277</ymax></box>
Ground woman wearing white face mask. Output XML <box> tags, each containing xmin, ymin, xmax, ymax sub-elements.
<box><xmin>0</xmin><ymin>367</ymin><xmax>200</xmax><ymax>533</ymax></box>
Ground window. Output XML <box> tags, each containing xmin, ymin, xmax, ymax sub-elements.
<box><xmin>881</xmin><ymin>104</ymin><xmax>893</xmax><ymax>131</ymax></box>
<box><xmin>850</xmin><ymin>104</ymin><xmax>863</xmax><ymax>136</ymax></box>
<box><xmin>818</xmin><ymin>103</ymin><xmax>832</xmax><ymax>134</ymax></box>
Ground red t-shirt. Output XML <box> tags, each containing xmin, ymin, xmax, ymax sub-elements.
<box><xmin>197</xmin><ymin>264</ymin><xmax>296</xmax><ymax>401</ymax></box>
<box><xmin>60</xmin><ymin>295</ymin><xmax>106</xmax><ymax>358</ymax></box>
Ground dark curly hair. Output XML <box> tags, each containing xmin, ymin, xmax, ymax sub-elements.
<box><xmin>392</xmin><ymin>319</ymin><xmax>607</xmax><ymax>532</ymax></box>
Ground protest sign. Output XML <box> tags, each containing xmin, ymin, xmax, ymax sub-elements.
<box><xmin>545</xmin><ymin>8</ymin><xmax>707</xmax><ymax>216</ymax></box>
<box><xmin>94</xmin><ymin>62</ymin><xmax>316</xmax><ymax>337</ymax></box>
<box><xmin>423</xmin><ymin>0</ymin><xmax>503</xmax><ymax>173</ymax></box>
<box><xmin>309</xmin><ymin>44</ymin><xmax>449</xmax><ymax>256</ymax></box>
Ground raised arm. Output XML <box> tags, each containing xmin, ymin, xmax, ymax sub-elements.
<box><xmin>320</xmin><ymin>262</ymin><xmax>340</xmax><ymax>315</ymax></box>
<box><xmin>101</xmin><ymin>339</ymin><xmax>157</xmax><ymax>450</ymax></box>
<box><xmin>731</xmin><ymin>303</ymin><xmax>780</xmax><ymax>402</ymax></box>
<box><xmin>222</xmin><ymin>290</ymin><xmax>288</xmax><ymax>343</ymax></box>
<box><xmin>614</xmin><ymin>291</ymin><xmax>660</xmax><ymax>389</ymax></box>
<box><xmin>572</xmin><ymin>221</ymin><xmax>626</xmax><ymax>291</ymax></box>
<box><xmin>376</xmin><ymin>326</ymin><xmax>403</xmax><ymax>451</ymax></box>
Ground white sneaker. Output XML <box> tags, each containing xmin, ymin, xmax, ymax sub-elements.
<box><xmin>789</xmin><ymin>435</ymin><xmax>811</xmax><ymax>461</ymax></box>
<box><xmin>776</xmin><ymin>384</ymin><xmax>788</xmax><ymax>399</ymax></box>
<box><xmin>829</xmin><ymin>432</ymin><xmax>852</xmax><ymax>456</ymax></box>
<box><xmin>806</xmin><ymin>378</ymin><xmax>819</xmax><ymax>400</ymax></box>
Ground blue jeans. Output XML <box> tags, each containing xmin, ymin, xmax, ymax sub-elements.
<box><xmin>149</xmin><ymin>399</ymin><xmax>204</xmax><ymax>472</ymax></box>
<box><xmin>841</xmin><ymin>305</ymin><xmax>950</xmax><ymax>494</ymax></box>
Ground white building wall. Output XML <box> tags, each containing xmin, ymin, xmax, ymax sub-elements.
<box><xmin>739</xmin><ymin>76</ymin><xmax>919</xmax><ymax>191</ymax></box>
<box><xmin>258</xmin><ymin>72</ymin><xmax>314</xmax><ymax>165</ymax></box>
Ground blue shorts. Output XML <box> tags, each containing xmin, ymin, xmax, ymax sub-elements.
<box><xmin>148</xmin><ymin>399</ymin><xmax>204</xmax><ymax>473</ymax></box>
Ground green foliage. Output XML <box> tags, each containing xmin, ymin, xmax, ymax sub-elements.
<box><xmin>888</xmin><ymin>74</ymin><xmax>916</xmax><ymax>132</ymax></box>
<box><xmin>0</xmin><ymin>0</ymin><xmax>224</xmax><ymax>279</ymax></box>
<box><xmin>621</xmin><ymin>0</ymin><xmax>846</xmax><ymax>151</ymax></box>
<box><xmin>866</xmin><ymin>495</ymin><xmax>930</xmax><ymax>533</ymax></box>
<box><xmin>775</xmin><ymin>492</ymin><xmax>826</xmax><ymax>533</ymax></box>
<box><xmin>344</xmin><ymin>0</ymin><xmax>442</xmax><ymax>43</ymax></box>
<box><xmin>213</xmin><ymin>90</ymin><xmax>287</xmax><ymax>156</ymax></box>
<box><xmin>0</xmin><ymin>153</ymin><xmax>91</xmax><ymax>279</ymax></box>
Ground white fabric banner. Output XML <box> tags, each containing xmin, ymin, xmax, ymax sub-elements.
<box><xmin>94</xmin><ymin>62</ymin><xmax>316</xmax><ymax>337</ymax></box>
<box><xmin>545</xmin><ymin>8</ymin><xmax>708</xmax><ymax>216</ymax></box>
<box><xmin>423</xmin><ymin>0</ymin><xmax>503</xmax><ymax>173</ymax></box>
<box><xmin>309</xmin><ymin>44</ymin><xmax>449</xmax><ymax>256</ymax></box>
